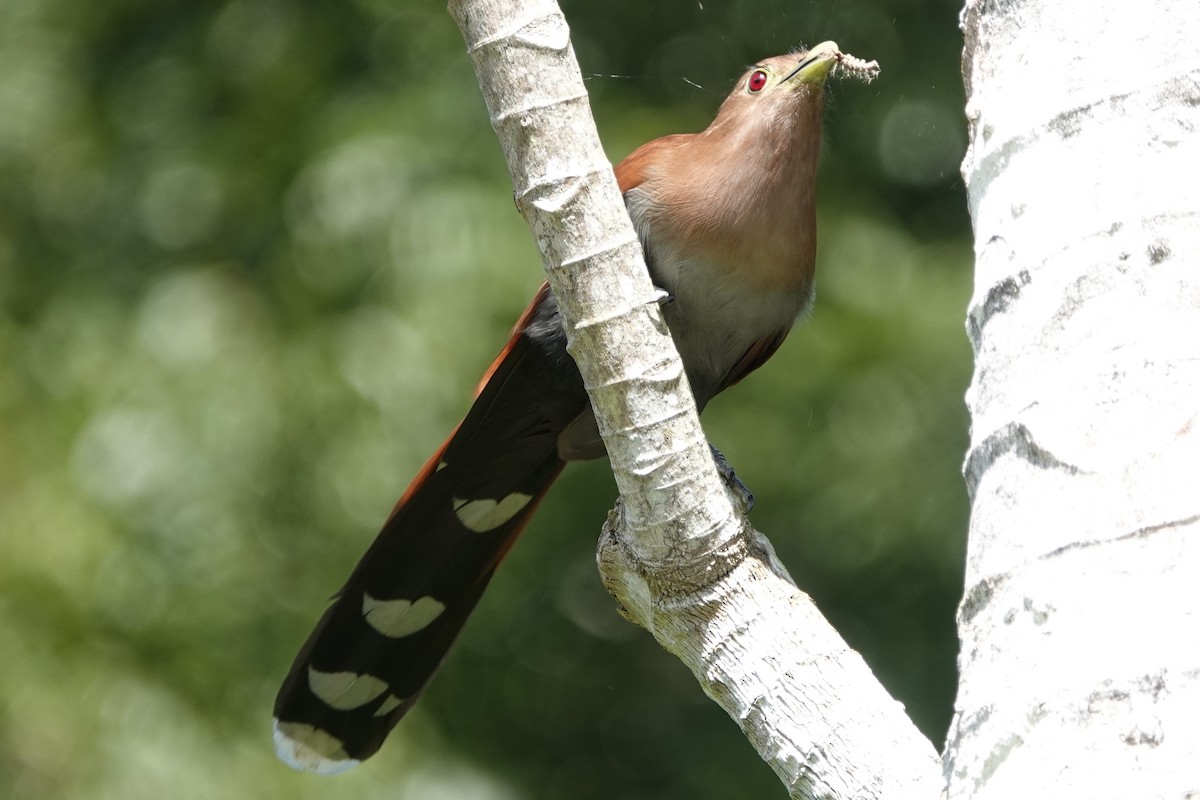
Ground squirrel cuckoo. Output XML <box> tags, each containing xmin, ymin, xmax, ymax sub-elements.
<box><xmin>275</xmin><ymin>42</ymin><xmax>847</xmax><ymax>773</ymax></box>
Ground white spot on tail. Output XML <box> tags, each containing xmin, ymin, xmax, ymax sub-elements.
<box><xmin>362</xmin><ymin>593</ymin><xmax>446</xmax><ymax>637</ymax></box>
<box><xmin>307</xmin><ymin>667</ymin><xmax>389</xmax><ymax>710</ymax></box>
<box><xmin>272</xmin><ymin>719</ymin><xmax>359</xmax><ymax>774</ymax></box>
<box><xmin>373</xmin><ymin>693</ymin><xmax>405</xmax><ymax>717</ymax></box>
<box><xmin>453</xmin><ymin>493</ymin><xmax>532</xmax><ymax>533</ymax></box>
<box><xmin>436</xmin><ymin>461</ymin><xmax>448</xmax><ymax>472</ymax></box>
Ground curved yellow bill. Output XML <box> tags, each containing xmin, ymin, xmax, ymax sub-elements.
<box><xmin>784</xmin><ymin>41</ymin><xmax>840</xmax><ymax>86</ymax></box>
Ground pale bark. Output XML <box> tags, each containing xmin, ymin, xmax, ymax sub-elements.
<box><xmin>448</xmin><ymin>0</ymin><xmax>940</xmax><ymax>797</ymax></box>
<box><xmin>949</xmin><ymin>1</ymin><xmax>1200</xmax><ymax>796</ymax></box>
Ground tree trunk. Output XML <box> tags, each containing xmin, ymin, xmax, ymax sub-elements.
<box><xmin>948</xmin><ymin>1</ymin><xmax>1200</xmax><ymax>796</ymax></box>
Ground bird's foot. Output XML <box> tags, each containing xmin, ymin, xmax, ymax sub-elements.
<box><xmin>710</xmin><ymin>444</ymin><xmax>755</xmax><ymax>513</ymax></box>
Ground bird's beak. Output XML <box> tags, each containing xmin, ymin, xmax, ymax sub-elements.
<box><xmin>782</xmin><ymin>41</ymin><xmax>839</xmax><ymax>87</ymax></box>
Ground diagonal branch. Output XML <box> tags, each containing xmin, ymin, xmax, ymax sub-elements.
<box><xmin>448</xmin><ymin>1</ymin><xmax>941</xmax><ymax>796</ymax></box>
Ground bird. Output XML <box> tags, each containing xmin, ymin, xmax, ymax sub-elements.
<box><xmin>274</xmin><ymin>41</ymin><xmax>848</xmax><ymax>774</ymax></box>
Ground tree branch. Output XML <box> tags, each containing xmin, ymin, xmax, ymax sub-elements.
<box><xmin>448</xmin><ymin>1</ymin><xmax>940</xmax><ymax>796</ymax></box>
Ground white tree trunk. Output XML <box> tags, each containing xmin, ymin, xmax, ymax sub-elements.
<box><xmin>949</xmin><ymin>1</ymin><xmax>1200</xmax><ymax>796</ymax></box>
<box><xmin>447</xmin><ymin>0</ymin><xmax>940</xmax><ymax>796</ymax></box>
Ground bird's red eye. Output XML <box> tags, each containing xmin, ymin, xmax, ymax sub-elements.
<box><xmin>748</xmin><ymin>69</ymin><xmax>768</xmax><ymax>92</ymax></box>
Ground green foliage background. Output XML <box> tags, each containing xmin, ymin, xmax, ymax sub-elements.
<box><xmin>0</xmin><ymin>1</ymin><xmax>970</xmax><ymax>797</ymax></box>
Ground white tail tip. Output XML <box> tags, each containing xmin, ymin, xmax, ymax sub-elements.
<box><xmin>272</xmin><ymin>718</ymin><xmax>360</xmax><ymax>775</ymax></box>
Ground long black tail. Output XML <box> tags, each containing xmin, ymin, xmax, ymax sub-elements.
<box><xmin>273</xmin><ymin>285</ymin><xmax>586</xmax><ymax>772</ymax></box>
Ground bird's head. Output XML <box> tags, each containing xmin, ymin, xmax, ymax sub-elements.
<box><xmin>712</xmin><ymin>41</ymin><xmax>840</xmax><ymax>131</ymax></box>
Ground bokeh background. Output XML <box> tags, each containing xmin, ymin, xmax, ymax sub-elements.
<box><xmin>0</xmin><ymin>0</ymin><xmax>971</xmax><ymax>797</ymax></box>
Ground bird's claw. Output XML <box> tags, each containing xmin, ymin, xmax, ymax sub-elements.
<box><xmin>710</xmin><ymin>444</ymin><xmax>755</xmax><ymax>512</ymax></box>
